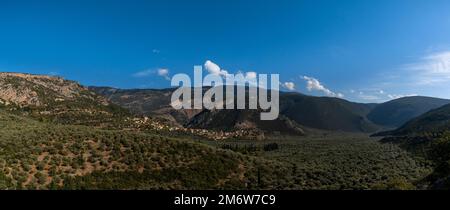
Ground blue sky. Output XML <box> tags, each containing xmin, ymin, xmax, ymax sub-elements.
<box><xmin>1</xmin><ymin>0</ymin><xmax>450</xmax><ymax>102</ymax></box>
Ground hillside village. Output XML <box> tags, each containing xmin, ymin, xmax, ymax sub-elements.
<box><xmin>127</xmin><ymin>116</ymin><xmax>266</xmax><ymax>140</ymax></box>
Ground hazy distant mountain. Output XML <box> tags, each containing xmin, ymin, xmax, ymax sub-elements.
<box><xmin>92</xmin><ymin>86</ymin><xmax>382</xmax><ymax>133</ymax></box>
<box><xmin>91</xmin><ymin>87</ymin><xmax>450</xmax><ymax>133</ymax></box>
<box><xmin>185</xmin><ymin>91</ymin><xmax>378</xmax><ymax>134</ymax></box>
<box><xmin>367</xmin><ymin>96</ymin><xmax>450</xmax><ymax>128</ymax></box>
<box><xmin>378</xmin><ymin>103</ymin><xmax>450</xmax><ymax>136</ymax></box>
<box><xmin>279</xmin><ymin>92</ymin><xmax>379</xmax><ymax>132</ymax></box>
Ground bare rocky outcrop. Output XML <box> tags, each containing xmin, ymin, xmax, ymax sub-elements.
<box><xmin>0</xmin><ymin>72</ymin><xmax>108</xmax><ymax>107</ymax></box>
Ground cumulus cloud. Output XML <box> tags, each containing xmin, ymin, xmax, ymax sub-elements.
<box><xmin>282</xmin><ymin>82</ymin><xmax>295</xmax><ymax>91</ymax></box>
<box><xmin>203</xmin><ymin>60</ymin><xmax>262</xmax><ymax>87</ymax></box>
<box><xmin>204</xmin><ymin>60</ymin><xmax>230</xmax><ymax>77</ymax></box>
<box><xmin>157</xmin><ymin>68</ymin><xmax>168</xmax><ymax>76</ymax></box>
<box><xmin>157</xmin><ymin>68</ymin><xmax>170</xmax><ymax>80</ymax></box>
<box><xmin>301</xmin><ymin>76</ymin><xmax>343</xmax><ymax>98</ymax></box>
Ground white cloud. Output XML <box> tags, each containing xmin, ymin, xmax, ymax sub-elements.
<box><xmin>360</xmin><ymin>95</ymin><xmax>380</xmax><ymax>101</ymax></box>
<box><xmin>204</xmin><ymin>60</ymin><xmax>221</xmax><ymax>74</ymax></box>
<box><xmin>350</xmin><ymin>88</ymin><xmax>418</xmax><ymax>102</ymax></box>
<box><xmin>387</xmin><ymin>93</ymin><xmax>418</xmax><ymax>100</ymax></box>
<box><xmin>132</xmin><ymin>69</ymin><xmax>154</xmax><ymax>77</ymax></box>
<box><xmin>204</xmin><ymin>60</ymin><xmax>230</xmax><ymax>77</ymax></box>
<box><xmin>301</xmin><ymin>76</ymin><xmax>343</xmax><ymax>98</ymax></box>
<box><xmin>203</xmin><ymin>60</ymin><xmax>260</xmax><ymax>87</ymax></box>
<box><xmin>157</xmin><ymin>68</ymin><xmax>168</xmax><ymax>76</ymax></box>
<box><xmin>47</xmin><ymin>71</ymin><xmax>59</xmax><ymax>76</ymax></box>
<box><xmin>282</xmin><ymin>82</ymin><xmax>295</xmax><ymax>91</ymax></box>
<box><xmin>357</xmin><ymin>91</ymin><xmax>381</xmax><ymax>101</ymax></box>
<box><xmin>354</xmin><ymin>50</ymin><xmax>450</xmax><ymax>102</ymax></box>
<box><xmin>132</xmin><ymin>68</ymin><xmax>170</xmax><ymax>80</ymax></box>
<box><xmin>158</xmin><ymin>68</ymin><xmax>170</xmax><ymax>80</ymax></box>
<box><xmin>403</xmin><ymin>51</ymin><xmax>450</xmax><ymax>85</ymax></box>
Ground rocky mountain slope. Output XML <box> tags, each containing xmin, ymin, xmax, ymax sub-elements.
<box><xmin>0</xmin><ymin>72</ymin><xmax>129</xmax><ymax>125</ymax></box>
<box><xmin>91</xmin><ymin>86</ymin><xmax>380</xmax><ymax>133</ymax></box>
<box><xmin>186</xmin><ymin>109</ymin><xmax>305</xmax><ymax>135</ymax></box>
<box><xmin>92</xmin><ymin>86</ymin><xmax>450</xmax><ymax>134</ymax></box>
<box><xmin>89</xmin><ymin>86</ymin><xmax>202</xmax><ymax>126</ymax></box>
<box><xmin>0</xmin><ymin>72</ymin><xmax>108</xmax><ymax>107</ymax></box>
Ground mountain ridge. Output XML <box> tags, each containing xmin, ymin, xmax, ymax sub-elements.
<box><xmin>90</xmin><ymin>85</ymin><xmax>450</xmax><ymax>133</ymax></box>
<box><xmin>3</xmin><ymin>72</ymin><xmax>450</xmax><ymax>135</ymax></box>
<box><xmin>367</xmin><ymin>96</ymin><xmax>450</xmax><ymax>128</ymax></box>
<box><xmin>90</xmin><ymin>86</ymin><xmax>381</xmax><ymax>133</ymax></box>
<box><xmin>377</xmin><ymin>103</ymin><xmax>450</xmax><ymax>136</ymax></box>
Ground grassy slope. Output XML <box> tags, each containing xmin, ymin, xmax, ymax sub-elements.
<box><xmin>374</xmin><ymin>104</ymin><xmax>450</xmax><ymax>189</ymax></box>
<box><xmin>0</xmin><ymin>110</ymin><xmax>293</xmax><ymax>189</ymax></box>
<box><xmin>0</xmin><ymin>108</ymin><xmax>434</xmax><ymax>190</ymax></box>
<box><xmin>0</xmin><ymin>108</ymin><xmax>431</xmax><ymax>190</ymax></box>
<box><xmin>390</xmin><ymin>103</ymin><xmax>450</xmax><ymax>136</ymax></box>
<box><xmin>205</xmin><ymin>133</ymin><xmax>432</xmax><ymax>189</ymax></box>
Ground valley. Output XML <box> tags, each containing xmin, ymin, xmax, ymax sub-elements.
<box><xmin>0</xmin><ymin>109</ymin><xmax>432</xmax><ymax>189</ymax></box>
<box><xmin>201</xmin><ymin>133</ymin><xmax>432</xmax><ymax>189</ymax></box>
<box><xmin>0</xmin><ymin>72</ymin><xmax>448</xmax><ymax>190</ymax></box>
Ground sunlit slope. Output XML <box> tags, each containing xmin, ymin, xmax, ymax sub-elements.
<box><xmin>0</xmin><ymin>110</ymin><xmax>293</xmax><ymax>189</ymax></box>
